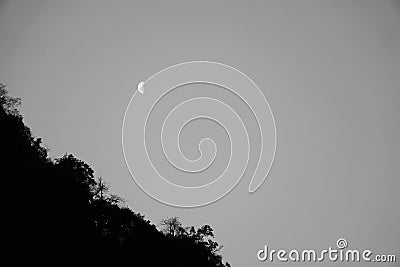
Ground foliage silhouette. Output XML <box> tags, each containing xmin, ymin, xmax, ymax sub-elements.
<box><xmin>1</xmin><ymin>84</ymin><xmax>231</xmax><ymax>266</ymax></box>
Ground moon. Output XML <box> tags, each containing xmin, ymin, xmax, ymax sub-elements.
<box><xmin>137</xmin><ymin>81</ymin><xmax>145</xmax><ymax>94</ymax></box>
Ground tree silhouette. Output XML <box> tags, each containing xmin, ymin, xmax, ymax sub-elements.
<box><xmin>1</xmin><ymin>84</ymin><xmax>231</xmax><ymax>266</ymax></box>
<box><xmin>160</xmin><ymin>216</ymin><xmax>184</xmax><ymax>237</ymax></box>
<box><xmin>0</xmin><ymin>83</ymin><xmax>21</xmax><ymax>116</ymax></box>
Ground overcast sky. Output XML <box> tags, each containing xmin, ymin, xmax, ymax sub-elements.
<box><xmin>1</xmin><ymin>1</ymin><xmax>399</xmax><ymax>266</ymax></box>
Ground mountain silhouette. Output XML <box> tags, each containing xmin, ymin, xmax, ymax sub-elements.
<box><xmin>1</xmin><ymin>83</ymin><xmax>231</xmax><ymax>266</ymax></box>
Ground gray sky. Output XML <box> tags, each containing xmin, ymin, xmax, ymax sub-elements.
<box><xmin>1</xmin><ymin>1</ymin><xmax>399</xmax><ymax>266</ymax></box>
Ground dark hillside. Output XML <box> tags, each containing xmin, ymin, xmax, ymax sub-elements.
<box><xmin>1</xmin><ymin>84</ymin><xmax>230</xmax><ymax>266</ymax></box>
